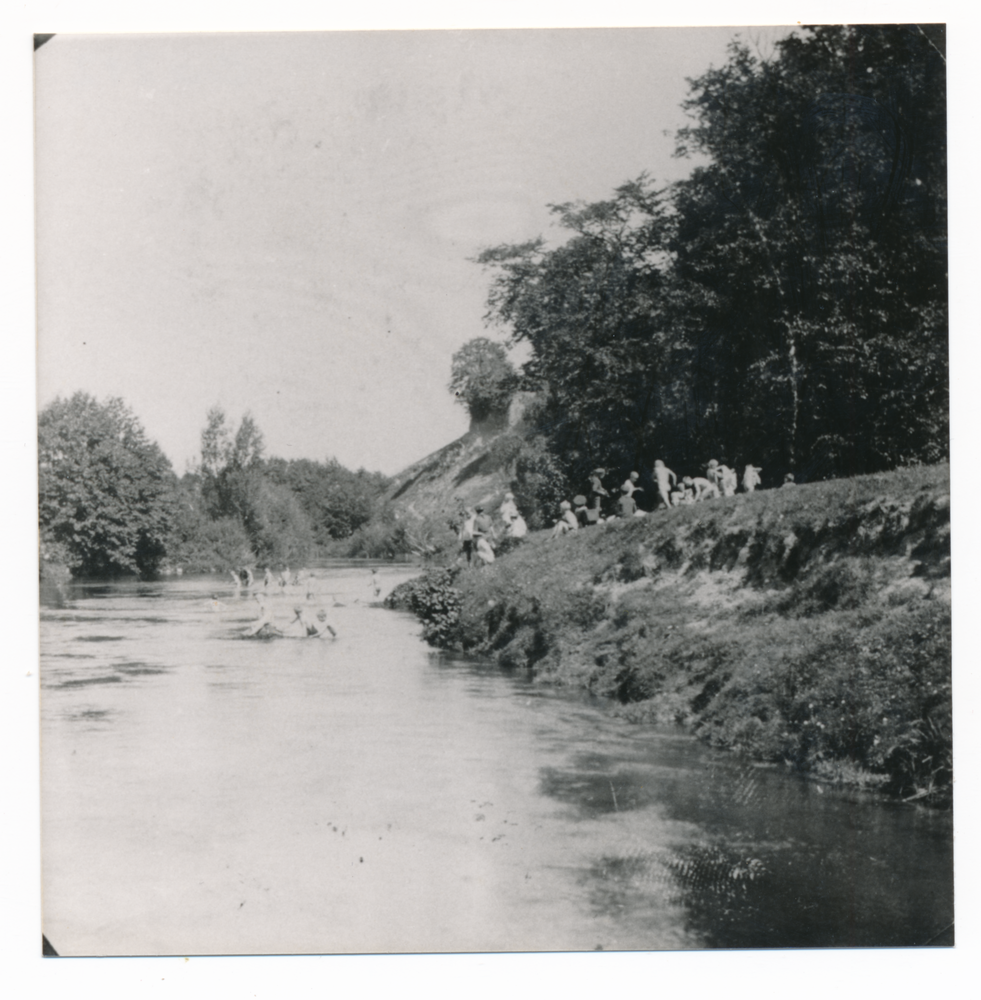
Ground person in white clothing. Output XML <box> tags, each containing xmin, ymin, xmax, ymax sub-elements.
<box><xmin>742</xmin><ymin>465</ymin><xmax>762</xmax><ymax>492</ymax></box>
<box><xmin>551</xmin><ymin>500</ymin><xmax>579</xmax><ymax>538</ymax></box>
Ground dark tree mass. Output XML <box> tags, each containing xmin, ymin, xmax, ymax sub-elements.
<box><xmin>476</xmin><ymin>25</ymin><xmax>946</xmax><ymax>510</ymax></box>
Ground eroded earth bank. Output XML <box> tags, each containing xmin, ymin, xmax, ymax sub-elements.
<box><xmin>389</xmin><ymin>464</ymin><xmax>951</xmax><ymax>804</ymax></box>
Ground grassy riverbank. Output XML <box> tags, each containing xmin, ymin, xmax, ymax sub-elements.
<box><xmin>387</xmin><ymin>464</ymin><xmax>951</xmax><ymax>804</ymax></box>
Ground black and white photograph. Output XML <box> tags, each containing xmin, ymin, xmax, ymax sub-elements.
<box><xmin>27</xmin><ymin>12</ymin><xmax>958</xmax><ymax>971</ymax></box>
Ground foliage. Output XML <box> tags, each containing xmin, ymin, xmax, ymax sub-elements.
<box><xmin>476</xmin><ymin>25</ymin><xmax>947</xmax><ymax>489</ymax></box>
<box><xmin>168</xmin><ymin>483</ymin><xmax>254</xmax><ymax>573</ymax></box>
<box><xmin>448</xmin><ymin>337</ymin><xmax>519</xmax><ymax>423</ymax></box>
<box><xmin>191</xmin><ymin>407</ymin><xmax>389</xmax><ymax>566</ymax></box>
<box><xmin>265</xmin><ymin>457</ymin><xmax>388</xmax><ymax>543</ymax></box>
<box><xmin>38</xmin><ymin>393</ymin><xmax>177</xmax><ymax>578</ymax></box>
<box><xmin>384</xmin><ymin>569</ymin><xmax>463</xmax><ymax>647</ymax></box>
<box><xmin>38</xmin><ymin>395</ymin><xmax>391</xmax><ymax>577</ymax></box>
<box><xmin>396</xmin><ymin>464</ymin><xmax>951</xmax><ymax>803</ymax></box>
<box><xmin>509</xmin><ymin>433</ymin><xmax>574</xmax><ymax>530</ymax></box>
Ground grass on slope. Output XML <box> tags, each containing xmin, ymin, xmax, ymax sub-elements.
<box><xmin>388</xmin><ymin>464</ymin><xmax>951</xmax><ymax>803</ymax></box>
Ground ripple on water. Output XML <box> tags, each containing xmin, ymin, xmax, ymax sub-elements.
<box><xmin>113</xmin><ymin>662</ymin><xmax>167</xmax><ymax>676</ymax></box>
<box><xmin>66</xmin><ymin>708</ymin><xmax>114</xmax><ymax>724</ymax></box>
<box><xmin>538</xmin><ymin>763</ymin><xmax>663</xmax><ymax>817</ymax></box>
<box><xmin>52</xmin><ymin>675</ymin><xmax>123</xmax><ymax>689</ymax></box>
<box><xmin>75</xmin><ymin>635</ymin><xmax>125</xmax><ymax>643</ymax></box>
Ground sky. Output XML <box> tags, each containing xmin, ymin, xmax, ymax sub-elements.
<box><xmin>34</xmin><ymin>26</ymin><xmax>793</xmax><ymax>476</ymax></box>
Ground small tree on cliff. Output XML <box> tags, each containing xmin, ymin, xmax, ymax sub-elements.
<box><xmin>448</xmin><ymin>338</ymin><xmax>518</xmax><ymax>424</ymax></box>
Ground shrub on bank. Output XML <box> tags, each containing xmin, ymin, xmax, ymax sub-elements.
<box><xmin>385</xmin><ymin>569</ymin><xmax>464</xmax><ymax>647</ymax></box>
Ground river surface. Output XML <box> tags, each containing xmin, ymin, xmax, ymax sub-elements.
<box><xmin>39</xmin><ymin>567</ymin><xmax>953</xmax><ymax>955</ymax></box>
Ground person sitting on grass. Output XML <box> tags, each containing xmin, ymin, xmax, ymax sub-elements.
<box><xmin>551</xmin><ymin>500</ymin><xmax>579</xmax><ymax>538</ymax></box>
<box><xmin>742</xmin><ymin>464</ymin><xmax>762</xmax><ymax>493</ymax></box>
<box><xmin>475</xmin><ymin>535</ymin><xmax>496</xmax><ymax>565</ymax></box>
<box><xmin>507</xmin><ymin>512</ymin><xmax>528</xmax><ymax>539</ymax></box>
<box><xmin>782</xmin><ymin>472</ymin><xmax>797</xmax><ymax>487</ymax></box>
<box><xmin>499</xmin><ymin>491</ymin><xmax>519</xmax><ymax>525</ymax></box>
<box><xmin>616</xmin><ymin>484</ymin><xmax>637</xmax><ymax>519</ymax></box>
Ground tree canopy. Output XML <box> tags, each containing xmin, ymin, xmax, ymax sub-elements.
<box><xmin>39</xmin><ymin>393</ymin><xmax>177</xmax><ymax>577</ymax></box>
<box><xmin>448</xmin><ymin>337</ymin><xmax>519</xmax><ymax>424</ymax></box>
<box><xmin>39</xmin><ymin>397</ymin><xmax>392</xmax><ymax>578</ymax></box>
<box><xmin>476</xmin><ymin>24</ymin><xmax>947</xmax><ymax>507</ymax></box>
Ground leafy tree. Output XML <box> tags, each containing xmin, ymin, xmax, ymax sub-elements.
<box><xmin>477</xmin><ymin>178</ymin><xmax>686</xmax><ymax>480</ymax></box>
<box><xmin>167</xmin><ymin>475</ymin><xmax>254</xmax><ymax>573</ymax></box>
<box><xmin>671</xmin><ymin>24</ymin><xmax>947</xmax><ymax>476</ymax></box>
<box><xmin>38</xmin><ymin>393</ymin><xmax>177</xmax><ymax>577</ymax></box>
<box><xmin>200</xmin><ymin>405</ymin><xmax>232</xmax><ymax>479</ymax></box>
<box><xmin>265</xmin><ymin>457</ymin><xmax>388</xmax><ymax>543</ymax></box>
<box><xmin>448</xmin><ymin>337</ymin><xmax>519</xmax><ymax>423</ymax></box>
<box><xmin>199</xmin><ymin>405</ymin><xmax>267</xmax><ymax>522</ymax></box>
<box><xmin>476</xmin><ymin>25</ymin><xmax>947</xmax><ymax>488</ymax></box>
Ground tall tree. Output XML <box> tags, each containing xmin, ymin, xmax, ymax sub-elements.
<box><xmin>38</xmin><ymin>393</ymin><xmax>177</xmax><ymax>577</ymax></box>
<box><xmin>672</xmin><ymin>24</ymin><xmax>947</xmax><ymax>477</ymax></box>
<box><xmin>476</xmin><ymin>25</ymin><xmax>947</xmax><ymax>490</ymax></box>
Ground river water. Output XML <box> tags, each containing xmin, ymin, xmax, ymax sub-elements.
<box><xmin>39</xmin><ymin>567</ymin><xmax>953</xmax><ymax>955</ymax></box>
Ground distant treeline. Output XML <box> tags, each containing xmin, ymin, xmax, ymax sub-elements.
<box><xmin>38</xmin><ymin>393</ymin><xmax>391</xmax><ymax>579</ymax></box>
<box><xmin>469</xmin><ymin>25</ymin><xmax>947</xmax><ymax>527</ymax></box>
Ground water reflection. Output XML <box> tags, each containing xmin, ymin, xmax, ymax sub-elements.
<box><xmin>39</xmin><ymin>570</ymin><xmax>952</xmax><ymax>955</ymax></box>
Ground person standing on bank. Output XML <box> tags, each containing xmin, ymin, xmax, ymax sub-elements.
<box><xmin>742</xmin><ymin>464</ymin><xmax>762</xmax><ymax>493</ymax></box>
<box><xmin>459</xmin><ymin>508</ymin><xmax>476</xmax><ymax>565</ymax></box>
<box><xmin>588</xmin><ymin>468</ymin><xmax>609</xmax><ymax>520</ymax></box>
<box><xmin>653</xmin><ymin>460</ymin><xmax>677</xmax><ymax>510</ymax></box>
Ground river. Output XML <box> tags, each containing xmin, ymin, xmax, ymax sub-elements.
<box><xmin>39</xmin><ymin>567</ymin><xmax>953</xmax><ymax>955</ymax></box>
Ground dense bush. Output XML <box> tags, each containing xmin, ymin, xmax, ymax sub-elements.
<box><xmin>385</xmin><ymin>569</ymin><xmax>463</xmax><ymax>647</ymax></box>
<box><xmin>39</xmin><ymin>397</ymin><xmax>391</xmax><ymax>578</ymax></box>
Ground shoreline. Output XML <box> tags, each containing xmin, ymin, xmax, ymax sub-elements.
<box><xmin>387</xmin><ymin>463</ymin><xmax>952</xmax><ymax>806</ymax></box>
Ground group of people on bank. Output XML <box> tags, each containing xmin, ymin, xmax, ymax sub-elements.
<box><xmin>453</xmin><ymin>458</ymin><xmax>796</xmax><ymax>560</ymax></box>
<box><xmin>550</xmin><ymin>460</ymin><xmax>792</xmax><ymax>538</ymax></box>
<box><xmin>454</xmin><ymin>493</ymin><xmax>528</xmax><ymax>567</ymax></box>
